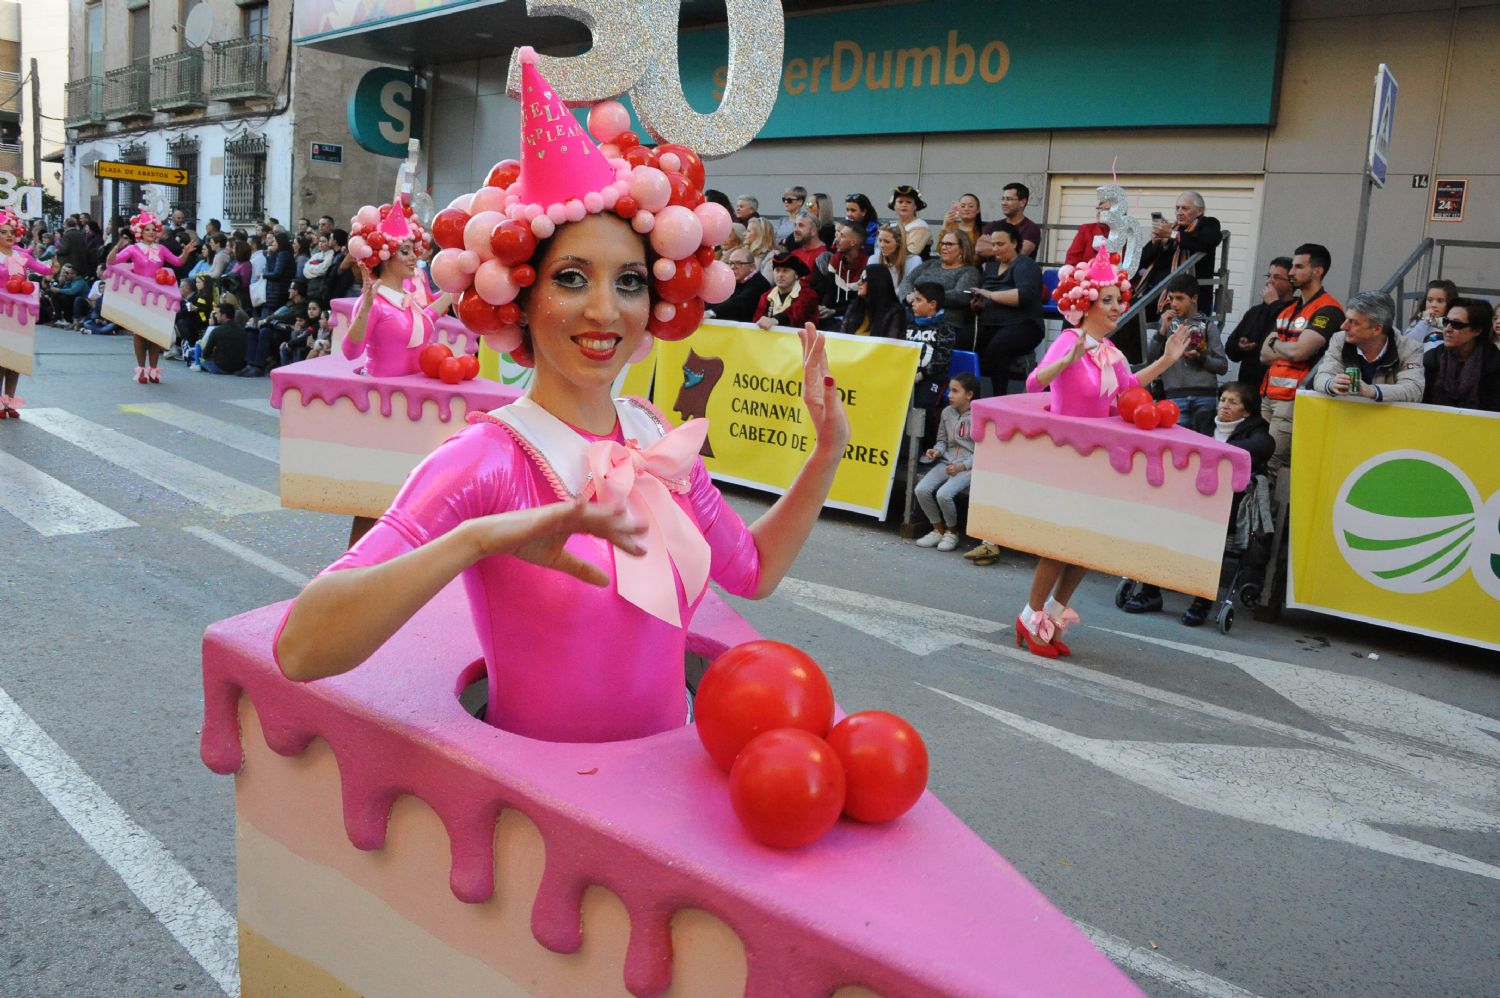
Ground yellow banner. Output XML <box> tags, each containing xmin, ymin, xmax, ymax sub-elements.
<box><xmin>650</xmin><ymin>319</ymin><xmax>919</xmax><ymax>516</ymax></box>
<box><xmin>1288</xmin><ymin>391</ymin><xmax>1500</xmax><ymax>650</ymax></box>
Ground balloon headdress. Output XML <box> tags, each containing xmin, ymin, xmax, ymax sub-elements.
<box><xmin>0</xmin><ymin>208</ymin><xmax>20</xmax><ymax>234</ymax></box>
<box><xmin>347</xmin><ymin>197</ymin><xmax>431</xmax><ymax>275</ymax></box>
<box><xmin>1052</xmin><ymin>243</ymin><xmax>1133</xmax><ymax>326</ymax></box>
<box><xmin>129</xmin><ymin>210</ymin><xmax>163</xmax><ymax>240</ymax></box>
<box><xmin>425</xmin><ymin>46</ymin><xmax>735</xmax><ymax>359</ymax></box>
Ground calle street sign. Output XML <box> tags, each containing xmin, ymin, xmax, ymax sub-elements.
<box><xmin>95</xmin><ymin>160</ymin><xmax>190</xmax><ymax>187</ymax></box>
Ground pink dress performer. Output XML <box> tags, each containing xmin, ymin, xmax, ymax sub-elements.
<box><xmin>0</xmin><ymin>209</ymin><xmax>56</xmax><ymax>419</ymax></box>
<box><xmin>341</xmin><ymin>201</ymin><xmax>450</xmax><ymax>377</ymax></box>
<box><xmin>103</xmin><ymin>210</ymin><xmax>196</xmax><ymax>384</ymax></box>
<box><xmin>1013</xmin><ymin>243</ymin><xmax>1188</xmax><ymax>656</ymax></box>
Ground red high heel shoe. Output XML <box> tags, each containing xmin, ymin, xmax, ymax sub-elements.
<box><xmin>1047</xmin><ymin>607</ymin><xmax>1080</xmax><ymax>657</ymax></box>
<box><xmin>1014</xmin><ymin>613</ymin><xmax>1060</xmax><ymax>659</ymax></box>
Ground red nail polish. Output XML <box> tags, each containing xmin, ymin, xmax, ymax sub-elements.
<box><xmin>823</xmin><ymin>375</ymin><xmax>834</xmax><ymax>387</ymax></box>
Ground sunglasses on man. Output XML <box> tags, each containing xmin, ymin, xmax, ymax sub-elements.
<box><xmin>1442</xmin><ymin>317</ymin><xmax>1473</xmax><ymax>330</ymax></box>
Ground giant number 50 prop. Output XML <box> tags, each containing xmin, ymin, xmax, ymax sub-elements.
<box><xmin>505</xmin><ymin>0</ymin><xmax>785</xmax><ymax>158</ymax></box>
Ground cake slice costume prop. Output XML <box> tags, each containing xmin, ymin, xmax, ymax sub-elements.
<box><xmin>102</xmin><ymin>207</ymin><xmax>196</xmax><ymax>384</ymax></box>
<box><xmin>0</xmin><ymin>208</ymin><xmax>54</xmax><ymax>417</ymax></box>
<box><xmin>204</xmin><ymin>45</ymin><xmax>1141</xmax><ymax>997</ymax></box>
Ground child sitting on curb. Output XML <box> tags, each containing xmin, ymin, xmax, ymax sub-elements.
<box><xmin>913</xmin><ymin>372</ymin><xmax>979</xmax><ymax>551</ymax></box>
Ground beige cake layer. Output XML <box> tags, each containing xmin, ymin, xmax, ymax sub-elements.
<box><xmin>0</xmin><ymin>329</ymin><xmax>34</xmax><ymax>376</ymax></box>
<box><xmin>101</xmin><ymin>290</ymin><xmax>174</xmax><ymax>349</ymax></box>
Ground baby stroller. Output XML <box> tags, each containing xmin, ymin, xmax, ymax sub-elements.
<box><xmin>1114</xmin><ymin>473</ymin><xmax>1274</xmax><ymax>634</ymax></box>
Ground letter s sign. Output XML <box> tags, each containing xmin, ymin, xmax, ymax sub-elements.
<box><xmin>348</xmin><ymin>68</ymin><xmax>426</xmax><ymax>158</ymax></box>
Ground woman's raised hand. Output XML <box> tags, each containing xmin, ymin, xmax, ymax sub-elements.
<box><xmin>1162</xmin><ymin>324</ymin><xmax>1191</xmax><ymax>363</ymax></box>
<box><xmin>476</xmin><ymin>498</ymin><xmax>646</xmax><ymax>587</ymax></box>
<box><xmin>799</xmin><ymin>323</ymin><xmax>851</xmax><ymax>452</ymax></box>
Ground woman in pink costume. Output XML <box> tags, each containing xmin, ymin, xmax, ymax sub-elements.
<box><xmin>1014</xmin><ymin>244</ymin><xmax>1188</xmax><ymax>658</ymax></box>
<box><xmin>0</xmin><ymin>209</ymin><xmax>55</xmax><ymax>419</ymax></box>
<box><xmin>341</xmin><ymin>202</ymin><xmax>451</xmax><ymax>377</ymax></box>
<box><xmin>275</xmin><ymin>50</ymin><xmax>849</xmax><ymax>742</ymax></box>
<box><xmin>105</xmin><ymin>211</ymin><xmax>197</xmax><ymax>384</ymax></box>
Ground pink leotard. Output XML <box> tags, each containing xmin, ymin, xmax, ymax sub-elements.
<box><xmin>1027</xmin><ymin>328</ymin><xmax>1139</xmax><ymax>418</ymax></box>
<box><xmin>342</xmin><ymin>286</ymin><xmax>443</xmax><ymax>377</ymax></box>
<box><xmin>0</xmin><ymin>247</ymin><xmax>53</xmax><ymax>279</ymax></box>
<box><xmin>284</xmin><ymin>408</ymin><xmax>761</xmax><ymax>743</ymax></box>
<box><xmin>113</xmin><ymin>242</ymin><xmax>183</xmax><ymax>279</ymax></box>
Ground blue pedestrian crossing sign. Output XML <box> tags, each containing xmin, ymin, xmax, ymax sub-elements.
<box><xmin>1367</xmin><ymin>64</ymin><xmax>1398</xmax><ymax>188</ymax></box>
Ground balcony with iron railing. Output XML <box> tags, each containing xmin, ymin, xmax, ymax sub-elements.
<box><xmin>103</xmin><ymin>61</ymin><xmax>152</xmax><ymax>121</ymax></box>
<box><xmin>209</xmin><ymin>37</ymin><xmax>272</xmax><ymax>101</ymax></box>
<box><xmin>151</xmin><ymin>50</ymin><xmax>206</xmax><ymax>112</ymax></box>
<box><xmin>0</xmin><ymin>70</ymin><xmax>20</xmax><ymax>115</ymax></box>
<box><xmin>65</xmin><ymin>77</ymin><xmax>105</xmax><ymax>127</ymax></box>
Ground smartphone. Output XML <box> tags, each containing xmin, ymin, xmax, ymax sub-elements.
<box><xmin>1150</xmin><ymin>211</ymin><xmax>1164</xmax><ymax>221</ymax></box>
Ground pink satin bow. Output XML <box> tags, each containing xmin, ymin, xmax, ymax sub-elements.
<box><xmin>1086</xmin><ymin>336</ymin><xmax>1127</xmax><ymax>397</ymax></box>
<box><xmin>585</xmin><ymin>418</ymin><xmax>711</xmax><ymax>626</ymax></box>
<box><xmin>1050</xmin><ymin>606</ymin><xmax>1080</xmax><ymax>635</ymax></box>
<box><xmin>1024</xmin><ymin>608</ymin><xmax>1056</xmax><ymax>644</ymax></box>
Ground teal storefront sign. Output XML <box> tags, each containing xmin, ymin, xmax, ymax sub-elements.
<box><xmin>677</xmin><ymin>0</ymin><xmax>1285</xmax><ymax>138</ymax></box>
<box><xmin>348</xmin><ymin>67</ymin><xmax>426</xmax><ymax>158</ymax></box>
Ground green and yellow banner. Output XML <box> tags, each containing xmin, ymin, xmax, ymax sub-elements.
<box><xmin>1289</xmin><ymin>392</ymin><xmax>1500</xmax><ymax>651</ymax></box>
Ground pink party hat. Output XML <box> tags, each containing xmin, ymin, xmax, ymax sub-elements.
<box><xmin>378</xmin><ymin>204</ymin><xmax>413</xmax><ymax>242</ymax></box>
<box><xmin>509</xmin><ymin>47</ymin><xmax>615</xmax><ymax>208</ymax></box>
<box><xmin>1085</xmin><ymin>242</ymin><xmax>1118</xmax><ymax>283</ymax></box>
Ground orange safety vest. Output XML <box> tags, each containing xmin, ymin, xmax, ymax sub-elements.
<box><xmin>1262</xmin><ymin>290</ymin><xmax>1341</xmax><ymax>401</ymax></box>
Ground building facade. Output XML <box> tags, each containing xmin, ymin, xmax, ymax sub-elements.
<box><xmin>0</xmin><ymin>5</ymin><xmax>23</xmax><ymax>179</ymax></box>
<box><xmin>62</xmin><ymin>0</ymin><xmax>398</xmax><ymax>233</ymax></box>
<box><xmin>292</xmin><ymin>0</ymin><xmax>1500</xmax><ymax>328</ymax></box>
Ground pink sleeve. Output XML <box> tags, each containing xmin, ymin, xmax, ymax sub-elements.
<box><xmin>159</xmin><ymin>247</ymin><xmax>184</xmax><ymax>268</ymax></box>
<box><xmin>114</xmin><ymin>245</ymin><xmax>141</xmax><ymax>270</ymax></box>
<box><xmin>687</xmin><ymin>459</ymin><xmax>761</xmax><ymax>598</ymax></box>
<box><xmin>1113</xmin><ymin>358</ymin><xmax>1139</xmax><ymax>395</ymax></box>
<box><xmin>21</xmin><ymin>250</ymin><xmax>52</xmax><ymax>275</ymax></box>
<box><xmin>341</xmin><ymin>297</ymin><xmax>376</xmax><ymax>361</ymax></box>
<box><xmin>1026</xmin><ymin>330</ymin><xmax>1079</xmax><ymax>394</ymax></box>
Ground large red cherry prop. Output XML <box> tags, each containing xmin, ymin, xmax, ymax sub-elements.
<box><xmin>419</xmin><ymin>343</ymin><xmax>453</xmax><ymax>379</ymax></box>
<box><xmin>489</xmin><ymin>220</ymin><xmax>537</xmax><ymax>266</ymax></box>
<box><xmin>1154</xmin><ymin>399</ymin><xmax>1181</xmax><ymax>427</ymax></box>
<box><xmin>694</xmin><ymin>639</ymin><xmax>835</xmax><ymax>772</ymax></box>
<box><xmin>1132</xmin><ymin>401</ymin><xmax>1161</xmax><ymax>430</ymax></box>
<box><xmin>729</xmin><ymin>729</ymin><xmax>846</xmax><ymax>849</ymax></box>
<box><xmin>431</xmin><ymin>209</ymin><xmax>471</xmax><ymax>251</ymax></box>
<box><xmin>5</xmin><ymin>275</ymin><xmax>23</xmax><ymax>294</ymax></box>
<box><xmin>655</xmin><ymin>256</ymin><xmax>703</xmax><ymax>305</ymax></box>
<box><xmin>647</xmin><ymin>297</ymin><xmax>704</xmax><ymax>342</ymax></box>
<box><xmin>155</xmin><ymin>268</ymin><xmax>176</xmax><ymax>285</ymax></box>
<box><xmin>438</xmin><ymin>355</ymin><xmax>464</xmax><ymax>385</ymax></box>
<box><xmin>826</xmin><ymin>711</ymin><xmax>929</xmax><ymax>824</ymax></box>
<box><xmin>457</xmin><ymin>290</ymin><xmax>505</xmax><ymax>333</ymax></box>
<box><xmin>457</xmin><ymin>353</ymin><xmax>480</xmax><ymax>380</ymax></box>
<box><xmin>1116</xmin><ymin>386</ymin><xmax>1154</xmax><ymax>423</ymax></box>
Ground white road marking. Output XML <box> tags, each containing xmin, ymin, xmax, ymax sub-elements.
<box><xmin>776</xmin><ymin>575</ymin><xmax>1001</xmax><ymax>655</ymax></box>
<box><xmin>1074</xmin><ymin>921</ymin><xmax>1265</xmax><ymax>998</ymax></box>
<box><xmin>0</xmin><ymin>449</ymin><xmax>138</xmax><ymax>536</ymax></box>
<box><xmin>121</xmin><ymin>402</ymin><xmax>279</xmax><ymax>464</ymax></box>
<box><xmin>0</xmin><ymin>684</ymin><xmax>239</xmax><ymax>996</ymax></box>
<box><xmin>23</xmin><ymin>408</ymin><xmax>280</xmax><ymax>517</ymax></box>
<box><xmin>225</xmin><ymin>397</ymin><xmax>278</xmax><ymax>418</ymax></box>
<box><xmin>183</xmin><ymin>526</ymin><xmax>310</xmax><ymax>587</ymax></box>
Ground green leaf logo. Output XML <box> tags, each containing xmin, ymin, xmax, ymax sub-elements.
<box><xmin>1334</xmin><ymin>453</ymin><xmax>1479</xmax><ymax>594</ymax></box>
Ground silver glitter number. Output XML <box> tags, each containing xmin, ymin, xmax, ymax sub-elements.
<box><xmin>505</xmin><ymin>1</ymin><xmax>674</xmax><ymax>106</ymax></box>
<box><xmin>1097</xmin><ymin>183</ymin><xmax>1145</xmax><ymax>277</ymax></box>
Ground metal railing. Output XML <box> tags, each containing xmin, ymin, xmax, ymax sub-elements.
<box><xmin>65</xmin><ymin>77</ymin><xmax>105</xmax><ymax>126</ymax></box>
<box><xmin>103</xmin><ymin>61</ymin><xmax>151</xmax><ymax>120</ymax></box>
<box><xmin>0</xmin><ymin>70</ymin><xmax>20</xmax><ymax>115</ymax></box>
<box><xmin>1379</xmin><ymin>237</ymin><xmax>1500</xmax><ymax>327</ymax></box>
<box><xmin>151</xmin><ymin>50</ymin><xmax>206</xmax><ymax>111</ymax></box>
<box><xmin>209</xmin><ymin>36</ymin><xmax>272</xmax><ymax>101</ymax></box>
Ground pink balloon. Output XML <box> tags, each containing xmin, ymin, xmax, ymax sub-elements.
<box><xmin>631</xmin><ymin>210</ymin><xmax>655</xmax><ymax>234</ymax></box>
<box><xmin>430</xmin><ymin>249</ymin><xmax>471</xmax><ymax>293</ymax></box>
<box><xmin>587</xmin><ymin>100</ymin><xmax>632</xmax><ymax>144</ymax></box>
<box><xmin>629</xmin><ymin>335</ymin><xmax>654</xmax><ymax>363</ymax></box>
<box><xmin>629</xmin><ymin>167</ymin><xmax>671</xmax><ymax>212</ymax></box>
<box><xmin>658</xmin><ymin>152</ymin><xmax>682</xmax><ymax>174</ymax></box>
<box><xmin>649</xmin><ymin>205</ymin><xmax>703</xmax><ymax>260</ymax></box>
<box><xmin>469</xmin><ymin>186</ymin><xmax>507</xmax><ymax>214</ymax></box>
<box><xmin>458</xmin><ymin>250</ymin><xmax>481</xmax><ymax>274</ymax></box>
<box><xmin>653</xmin><ymin>258</ymin><xmax>677</xmax><ymax>281</ymax></box>
<box><xmin>474</xmin><ymin>259</ymin><xmax>518</xmax><ymax>306</ymax></box>
<box><xmin>347</xmin><ymin>235</ymin><xmax>371</xmax><ymax>259</ymax></box>
<box><xmin>355</xmin><ymin>204</ymin><xmax>380</xmax><ymax>229</ymax></box>
<box><xmin>653</xmin><ymin>301</ymin><xmax>677</xmax><ymax>322</ymax></box>
<box><xmin>447</xmin><ymin>193</ymin><xmax>474</xmax><ymax>213</ymax></box>
<box><xmin>700</xmin><ymin>260</ymin><xmax>736</xmax><ymax>304</ymax></box>
<box><xmin>598</xmin><ymin>143</ymin><xmax>621</xmax><ymax>160</ymax></box>
<box><xmin>694</xmin><ymin>202</ymin><xmax>733</xmax><ymax>248</ymax></box>
<box><xmin>463</xmin><ymin>210</ymin><xmax>506</xmax><ymax>259</ymax></box>
<box><xmin>482</xmin><ymin>326</ymin><xmax>523</xmax><ymax>355</ymax></box>
<box><xmin>531</xmin><ymin>215</ymin><xmax>556</xmax><ymax>239</ymax></box>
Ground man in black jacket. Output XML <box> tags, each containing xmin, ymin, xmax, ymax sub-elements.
<box><xmin>711</xmin><ymin>250</ymin><xmax>770</xmax><ymax>323</ymax></box>
<box><xmin>1137</xmin><ymin>191</ymin><xmax>1223</xmax><ymax>318</ymax></box>
<box><xmin>1225</xmin><ymin>256</ymin><xmax>1293</xmax><ymax>390</ymax></box>
<box><xmin>56</xmin><ymin>217</ymin><xmax>92</xmax><ymax>277</ymax></box>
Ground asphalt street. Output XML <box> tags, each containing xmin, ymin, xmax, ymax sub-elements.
<box><xmin>2</xmin><ymin>325</ymin><xmax>1498</xmax><ymax>998</ymax></box>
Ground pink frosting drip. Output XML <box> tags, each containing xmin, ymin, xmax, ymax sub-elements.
<box><xmin>0</xmin><ymin>288</ymin><xmax>39</xmax><ymax>327</ymax></box>
<box><xmin>200</xmin><ymin>584</ymin><xmax>1139</xmax><ymax>998</ymax></box>
<box><xmin>105</xmin><ymin>264</ymin><xmax>182</xmax><ymax>312</ymax></box>
<box><xmin>270</xmin><ymin>354</ymin><xmax>521</xmax><ymax>423</ymax></box>
<box><xmin>971</xmin><ymin>392</ymin><xmax>1250</xmax><ymax>496</ymax></box>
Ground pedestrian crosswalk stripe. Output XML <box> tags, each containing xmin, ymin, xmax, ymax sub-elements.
<box><xmin>23</xmin><ymin>408</ymin><xmax>281</xmax><ymax>517</ymax></box>
<box><xmin>121</xmin><ymin>402</ymin><xmax>278</xmax><ymax>464</ymax></box>
<box><xmin>226</xmin><ymin>397</ymin><xmax>278</xmax><ymax>419</ymax></box>
<box><xmin>0</xmin><ymin>449</ymin><xmax>138</xmax><ymax>536</ymax></box>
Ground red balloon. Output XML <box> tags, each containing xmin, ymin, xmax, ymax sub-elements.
<box><xmin>438</xmin><ymin>355</ymin><xmax>464</xmax><ymax>384</ymax></box>
<box><xmin>653</xmin><ymin>143</ymin><xmax>706</xmax><ymax>191</ymax></box>
<box><xmin>622</xmin><ymin>145</ymin><xmax>653</xmax><ymax>169</ymax></box>
<box><xmin>495</xmin><ymin>302</ymin><xmax>521</xmax><ymax>326</ymax></box>
<box><xmin>694</xmin><ymin>639</ymin><xmax>835</xmax><ymax>772</ymax></box>
<box><xmin>729</xmin><ymin>729</ymin><xmax>846</xmax><ymax>849</ymax></box>
<box><xmin>615</xmin><ymin>130</ymin><xmax>639</xmax><ymax>150</ymax></box>
<box><xmin>695</xmin><ymin>246</ymin><xmax>718</xmax><ymax>267</ymax></box>
<box><xmin>1116</xmin><ymin>386</ymin><xmax>1154</xmax><ymax>422</ymax></box>
<box><xmin>485</xmin><ymin>159</ymin><xmax>521</xmax><ymax>190</ymax></box>
<box><xmin>511</xmin><ymin>264</ymin><xmax>536</xmax><ymax>288</ymax></box>
<box><xmin>489</xmin><ymin>220</ymin><xmax>537</xmax><ymax>266</ymax></box>
<box><xmin>667</xmin><ymin>172</ymin><xmax>704</xmax><ymax>209</ymax></box>
<box><xmin>1154</xmin><ymin>399</ymin><xmax>1181</xmax><ymax>427</ymax></box>
<box><xmin>1132</xmin><ymin>401</ymin><xmax>1161</xmax><ymax>430</ymax></box>
<box><xmin>508</xmin><ymin>338</ymin><xmax>534</xmax><ymax>368</ymax></box>
<box><xmin>457</xmin><ymin>290</ymin><xmax>504</xmax><ymax>333</ymax></box>
<box><xmin>457</xmin><ymin>353</ymin><xmax>480</xmax><ymax>380</ymax></box>
<box><xmin>655</xmin><ymin>256</ymin><xmax>702</xmax><ymax>305</ymax></box>
<box><xmin>419</xmin><ymin>343</ymin><xmax>453</xmax><ymax>379</ymax></box>
<box><xmin>431</xmin><ymin>209</ymin><xmax>471</xmax><ymax>251</ymax></box>
<box><xmin>613</xmin><ymin>195</ymin><xmax>640</xmax><ymax>220</ymax></box>
<box><xmin>826</xmin><ymin>711</ymin><xmax>929</xmax><ymax>824</ymax></box>
<box><xmin>648</xmin><ymin>297</ymin><xmax>704</xmax><ymax>342</ymax></box>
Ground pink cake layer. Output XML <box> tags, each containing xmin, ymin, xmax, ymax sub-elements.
<box><xmin>201</xmin><ymin>584</ymin><xmax>1140</xmax><ymax>998</ymax></box>
<box><xmin>329</xmin><ymin>296</ymin><xmax>480</xmax><ymax>357</ymax></box>
<box><xmin>0</xmin><ymin>290</ymin><xmax>39</xmax><ymax>375</ymax></box>
<box><xmin>100</xmin><ymin>265</ymin><xmax>180</xmax><ymax>349</ymax></box>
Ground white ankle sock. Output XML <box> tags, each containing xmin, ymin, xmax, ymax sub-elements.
<box><xmin>1045</xmin><ymin>597</ymin><xmax>1067</xmax><ymax>620</ymax></box>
